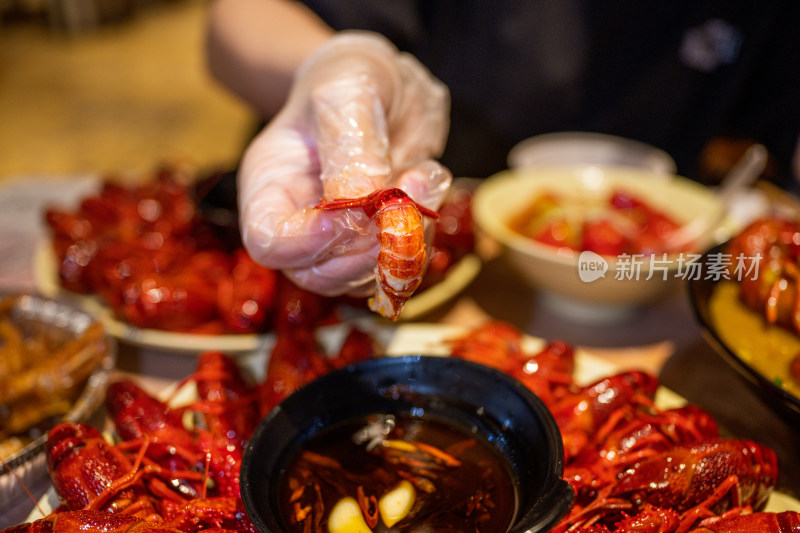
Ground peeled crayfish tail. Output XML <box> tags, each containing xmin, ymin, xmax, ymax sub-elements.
<box><xmin>370</xmin><ymin>202</ymin><xmax>427</xmax><ymax>320</ymax></box>
<box><xmin>314</xmin><ymin>187</ymin><xmax>438</xmax><ymax>320</ymax></box>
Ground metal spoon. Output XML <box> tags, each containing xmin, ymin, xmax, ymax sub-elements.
<box><xmin>666</xmin><ymin>143</ymin><xmax>768</xmax><ymax>251</ymax></box>
<box><xmin>716</xmin><ymin>143</ymin><xmax>769</xmax><ymax>205</ymax></box>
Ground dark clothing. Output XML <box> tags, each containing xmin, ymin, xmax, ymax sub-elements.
<box><xmin>298</xmin><ymin>0</ymin><xmax>799</xmax><ymax>183</ymax></box>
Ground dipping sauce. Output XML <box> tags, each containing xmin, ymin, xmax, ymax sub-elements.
<box><xmin>278</xmin><ymin>413</ymin><xmax>517</xmax><ymax>533</ymax></box>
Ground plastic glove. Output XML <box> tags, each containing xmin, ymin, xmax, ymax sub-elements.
<box><xmin>238</xmin><ymin>31</ymin><xmax>452</xmax><ymax>297</ymax></box>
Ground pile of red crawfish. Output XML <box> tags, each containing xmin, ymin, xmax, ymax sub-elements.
<box><xmin>44</xmin><ymin>166</ymin><xmax>475</xmax><ymax>330</ymax></box>
<box><xmin>44</xmin><ymin>166</ymin><xmax>281</xmax><ymax>334</ymax></box>
<box><xmin>726</xmin><ymin>216</ymin><xmax>800</xmax><ymax>387</ymax></box>
<box><xmin>5</xmin><ymin>320</ymin><xmax>798</xmax><ymax>532</ymax></box>
<box><xmin>726</xmin><ymin>216</ymin><xmax>800</xmax><ymax>335</ymax></box>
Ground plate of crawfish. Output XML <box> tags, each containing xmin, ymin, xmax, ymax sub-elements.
<box><xmin>10</xmin><ymin>320</ymin><xmax>800</xmax><ymax>533</ymax></box>
<box><xmin>689</xmin><ymin>216</ymin><xmax>800</xmax><ymax>421</ymax></box>
<box><xmin>33</xmin><ymin>167</ymin><xmax>481</xmax><ymax>354</ymax></box>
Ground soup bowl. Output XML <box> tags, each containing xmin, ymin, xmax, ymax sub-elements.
<box><xmin>240</xmin><ymin>355</ymin><xmax>573</xmax><ymax>533</ymax></box>
<box><xmin>507</xmin><ymin>131</ymin><xmax>677</xmax><ymax>174</ymax></box>
<box><xmin>472</xmin><ymin>164</ymin><xmax>726</xmax><ymax>322</ymax></box>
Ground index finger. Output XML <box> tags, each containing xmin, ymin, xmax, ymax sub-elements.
<box><xmin>238</xmin><ymin>123</ymin><xmax>377</xmax><ymax>270</ymax></box>
<box><xmin>310</xmin><ymin>73</ymin><xmax>393</xmax><ymax>199</ymax></box>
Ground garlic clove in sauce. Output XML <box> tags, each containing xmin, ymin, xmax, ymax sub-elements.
<box><xmin>378</xmin><ymin>480</ymin><xmax>416</xmax><ymax>527</ymax></box>
<box><xmin>328</xmin><ymin>497</ymin><xmax>372</xmax><ymax>533</ymax></box>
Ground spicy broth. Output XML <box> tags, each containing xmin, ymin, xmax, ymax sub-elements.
<box><xmin>278</xmin><ymin>413</ymin><xmax>517</xmax><ymax>533</ymax></box>
<box><xmin>710</xmin><ymin>280</ymin><xmax>800</xmax><ymax>397</ymax></box>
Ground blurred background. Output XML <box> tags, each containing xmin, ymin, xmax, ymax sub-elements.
<box><xmin>0</xmin><ymin>0</ymin><xmax>255</xmax><ymax>181</ymax></box>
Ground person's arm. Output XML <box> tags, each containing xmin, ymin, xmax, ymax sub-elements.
<box><xmin>205</xmin><ymin>0</ymin><xmax>333</xmax><ymax>118</ymax></box>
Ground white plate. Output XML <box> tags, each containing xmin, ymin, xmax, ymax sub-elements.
<box><xmin>23</xmin><ymin>323</ymin><xmax>800</xmax><ymax>523</ymax></box>
<box><xmin>33</xmin><ymin>241</ymin><xmax>480</xmax><ymax>354</ymax></box>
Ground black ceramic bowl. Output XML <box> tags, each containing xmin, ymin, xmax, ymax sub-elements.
<box><xmin>689</xmin><ymin>243</ymin><xmax>800</xmax><ymax>422</ymax></box>
<box><xmin>240</xmin><ymin>355</ymin><xmax>573</xmax><ymax>533</ymax></box>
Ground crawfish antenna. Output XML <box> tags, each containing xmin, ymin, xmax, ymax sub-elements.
<box><xmin>2</xmin><ymin>457</ymin><xmax>48</xmax><ymax>518</ymax></box>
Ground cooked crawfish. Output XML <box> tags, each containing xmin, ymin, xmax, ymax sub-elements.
<box><xmin>158</xmin><ymin>496</ymin><xmax>258</xmax><ymax>532</ymax></box>
<box><xmin>549</xmin><ymin>370</ymin><xmax>660</xmax><ymax>462</ymax></box>
<box><xmin>570</xmin><ymin>403</ymin><xmax>719</xmax><ymax>469</ymax></box>
<box><xmin>105</xmin><ymin>379</ymin><xmax>198</xmax><ymax>453</ymax></box>
<box><xmin>447</xmin><ymin>320</ymin><xmax>575</xmax><ymax>406</ymax></box>
<box><xmin>174</xmin><ymin>350</ymin><xmax>260</xmax><ymax>498</ymax></box>
<box><xmin>45</xmin><ymin>422</ymin><xmax>162</xmax><ymax>517</ymax></box>
<box><xmin>15</xmin><ymin>422</ymin><xmax>251</xmax><ymax>532</ymax></box>
<box><xmin>447</xmin><ymin>320</ymin><xmax>528</xmax><ymax>374</ymax></box>
<box><xmin>259</xmin><ymin>327</ymin><xmax>331</xmax><ymax>416</ymax></box>
<box><xmin>688</xmin><ymin>510</ymin><xmax>800</xmax><ymax>532</ymax></box>
<box><xmin>103</xmin><ymin>381</ymin><xmax>208</xmax><ymax>502</ymax></box>
<box><xmin>4</xmin><ymin>327</ymin><xmax>384</xmax><ymax>533</ymax></box>
<box><xmin>315</xmin><ymin>187</ymin><xmax>439</xmax><ymax>320</ymax></box>
<box><xmin>791</xmin><ymin>353</ymin><xmax>800</xmax><ymax>387</ymax></box>
<box><xmin>565</xmin><ymin>404</ymin><xmax>720</xmax><ymax>506</ymax></box>
<box><xmin>105</xmin><ymin>373</ymin><xmax>254</xmax><ymax>500</ymax></box>
<box><xmin>611</xmin><ymin>438</ymin><xmax>776</xmax><ymax>513</ymax></box>
<box><xmin>2</xmin><ymin>510</ymin><xmax>186</xmax><ymax>533</ymax></box>
<box><xmin>416</xmin><ymin>182</ymin><xmax>475</xmax><ymax>291</ymax></box>
<box><xmin>259</xmin><ymin>325</ymin><xmax>378</xmax><ymax>415</ymax></box>
<box><xmin>556</xmin><ymin>438</ymin><xmax>778</xmax><ymax>532</ymax></box>
<box><xmin>271</xmin><ymin>273</ymin><xmax>340</xmax><ymax>332</ymax></box>
<box><xmin>183</xmin><ymin>350</ymin><xmax>259</xmax><ymax>452</ymax></box>
<box><xmin>216</xmin><ymin>248</ymin><xmax>279</xmax><ymax>334</ymax></box>
<box><xmin>442</xmin><ymin>322</ymin><xmax>790</xmax><ymax>533</ymax></box>
<box><xmin>726</xmin><ymin>217</ymin><xmax>800</xmax><ymax>333</ymax></box>
<box><xmin>328</xmin><ymin>327</ymin><xmax>379</xmax><ymax>370</ymax></box>
<box><xmin>43</xmin><ymin>168</ymin><xmax>286</xmax><ymax>334</ymax></box>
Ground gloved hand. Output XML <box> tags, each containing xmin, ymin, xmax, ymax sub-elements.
<box><xmin>238</xmin><ymin>31</ymin><xmax>452</xmax><ymax>297</ymax></box>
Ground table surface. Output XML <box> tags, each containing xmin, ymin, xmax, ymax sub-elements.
<box><xmin>2</xmin><ymin>186</ymin><xmax>800</xmax><ymax>528</ymax></box>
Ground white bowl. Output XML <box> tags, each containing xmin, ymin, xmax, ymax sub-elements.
<box><xmin>472</xmin><ymin>165</ymin><xmax>725</xmax><ymax>321</ymax></box>
<box><xmin>508</xmin><ymin>132</ymin><xmax>677</xmax><ymax>174</ymax></box>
